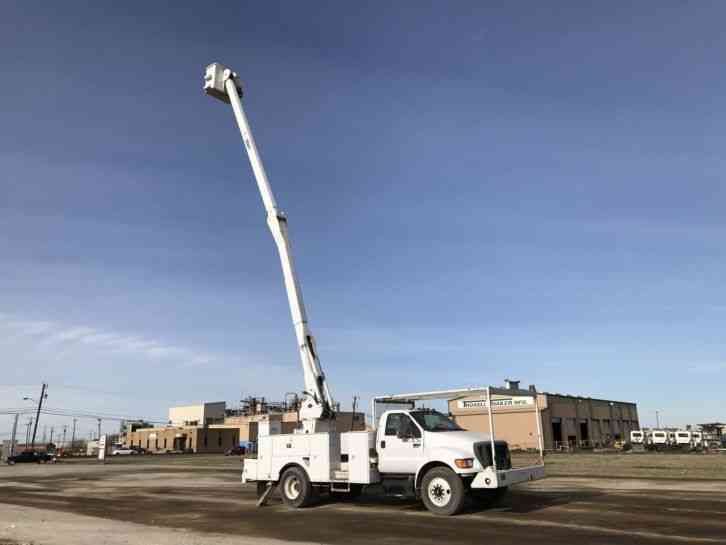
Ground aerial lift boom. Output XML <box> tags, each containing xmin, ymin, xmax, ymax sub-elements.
<box><xmin>204</xmin><ymin>63</ymin><xmax>334</xmax><ymax>433</ymax></box>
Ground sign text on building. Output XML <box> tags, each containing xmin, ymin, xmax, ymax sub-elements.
<box><xmin>458</xmin><ymin>396</ymin><xmax>534</xmax><ymax>409</ymax></box>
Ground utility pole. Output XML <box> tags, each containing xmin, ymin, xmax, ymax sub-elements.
<box><xmin>97</xmin><ymin>418</ymin><xmax>102</xmax><ymax>440</ymax></box>
<box><xmin>50</xmin><ymin>427</ymin><xmax>54</xmax><ymax>444</ymax></box>
<box><xmin>30</xmin><ymin>382</ymin><xmax>48</xmax><ymax>448</ymax></box>
<box><xmin>71</xmin><ymin>418</ymin><xmax>77</xmax><ymax>452</ymax></box>
<box><xmin>10</xmin><ymin>413</ymin><xmax>19</xmax><ymax>457</ymax></box>
<box><xmin>62</xmin><ymin>425</ymin><xmax>67</xmax><ymax>450</ymax></box>
<box><xmin>656</xmin><ymin>410</ymin><xmax>661</xmax><ymax>429</ymax></box>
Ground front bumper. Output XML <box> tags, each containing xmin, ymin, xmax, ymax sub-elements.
<box><xmin>470</xmin><ymin>464</ymin><xmax>545</xmax><ymax>489</ymax></box>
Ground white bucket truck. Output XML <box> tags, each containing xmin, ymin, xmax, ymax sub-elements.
<box><xmin>244</xmin><ymin>387</ymin><xmax>545</xmax><ymax>515</ymax></box>
<box><xmin>203</xmin><ymin>63</ymin><xmax>545</xmax><ymax>515</ymax></box>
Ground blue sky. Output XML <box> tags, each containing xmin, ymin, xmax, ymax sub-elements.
<box><xmin>1</xmin><ymin>2</ymin><xmax>725</xmax><ymax>438</ymax></box>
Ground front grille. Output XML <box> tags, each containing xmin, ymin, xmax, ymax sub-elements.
<box><xmin>474</xmin><ymin>441</ymin><xmax>512</xmax><ymax>469</ymax></box>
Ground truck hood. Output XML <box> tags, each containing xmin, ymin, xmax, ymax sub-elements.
<box><xmin>423</xmin><ymin>430</ymin><xmax>493</xmax><ymax>451</ymax></box>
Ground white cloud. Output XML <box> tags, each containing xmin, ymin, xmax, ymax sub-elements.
<box><xmin>0</xmin><ymin>313</ymin><xmax>216</xmax><ymax>367</ymax></box>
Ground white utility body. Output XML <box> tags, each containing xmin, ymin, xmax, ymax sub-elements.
<box><xmin>203</xmin><ymin>62</ymin><xmax>545</xmax><ymax>515</ymax></box>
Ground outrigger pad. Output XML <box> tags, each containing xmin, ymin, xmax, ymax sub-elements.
<box><xmin>256</xmin><ymin>481</ymin><xmax>276</xmax><ymax>508</ymax></box>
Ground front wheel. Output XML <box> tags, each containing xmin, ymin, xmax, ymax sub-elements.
<box><xmin>420</xmin><ymin>467</ymin><xmax>466</xmax><ymax>516</ymax></box>
<box><xmin>279</xmin><ymin>466</ymin><xmax>315</xmax><ymax>508</ymax></box>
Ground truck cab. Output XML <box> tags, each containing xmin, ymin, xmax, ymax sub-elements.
<box><xmin>377</xmin><ymin>409</ymin><xmax>510</xmax><ymax>479</ymax></box>
<box><xmin>370</xmin><ymin>408</ymin><xmax>539</xmax><ymax>514</ymax></box>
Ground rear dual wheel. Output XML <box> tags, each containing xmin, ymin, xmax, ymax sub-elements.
<box><xmin>279</xmin><ymin>466</ymin><xmax>316</xmax><ymax>508</ymax></box>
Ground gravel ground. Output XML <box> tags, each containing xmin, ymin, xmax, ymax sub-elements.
<box><xmin>1</xmin><ymin>453</ymin><xmax>725</xmax><ymax>544</ymax></box>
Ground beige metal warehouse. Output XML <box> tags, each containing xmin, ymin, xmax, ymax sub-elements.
<box><xmin>449</xmin><ymin>381</ymin><xmax>639</xmax><ymax>450</ymax></box>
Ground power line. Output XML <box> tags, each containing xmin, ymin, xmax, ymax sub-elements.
<box><xmin>38</xmin><ymin>409</ymin><xmax>167</xmax><ymax>423</ymax></box>
<box><xmin>40</xmin><ymin>404</ymin><xmax>166</xmax><ymax>421</ymax></box>
<box><xmin>0</xmin><ymin>407</ymin><xmax>166</xmax><ymax>422</ymax></box>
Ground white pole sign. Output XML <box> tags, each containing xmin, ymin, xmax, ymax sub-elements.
<box><xmin>98</xmin><ymin>435</ymin><xmax>107</xmax><ymax>461</ymax></box>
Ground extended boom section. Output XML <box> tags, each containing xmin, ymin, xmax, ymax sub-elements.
<box><xmin>204</xmin><ymin>63</ymin><xmax>334</xmax><ymax>432</ymax></box>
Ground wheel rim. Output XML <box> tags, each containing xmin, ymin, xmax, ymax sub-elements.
<box><xmin>427</xmin><ymin>477</ymin><xmax>452</xmax><ymax>507</ymax></box>
<box><xmin>284</xmin><ymin>475</ymin><xmax>301</xmax><ymax>500</ymax></box>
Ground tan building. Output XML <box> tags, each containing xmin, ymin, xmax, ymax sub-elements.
<box><xmin>124</xmin><ymin>402</ymin><xmax>366</xmax><ymax>453</ymax></box>
<box><xmin>126</xmin><ymin>426</ymin><xmax>239</xmax><ymax>454</ymax></box>
<box><xmin>449</xmin><ymin>383</ymin><xmax>639</xmax><ymax>450</ymax></box>
<box><xmin>168</xmin><ymin>402</ymin><xmax>226</xmax><ymax>427</ymax></box>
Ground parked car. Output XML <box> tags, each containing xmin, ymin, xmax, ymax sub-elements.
<box><xmin>7</xmin><ymin>451</ymin><xmax>56</xmax><ymax>465</ymax></box>
<box><xmin>111</xmin><ymin>447</ymin><xmax>138</xmax><ymax>456</ymax></box>
<box><xmin>224</xmin><ymin>446</ymin><xmax>246</xmax><ymax>456</ymax></box>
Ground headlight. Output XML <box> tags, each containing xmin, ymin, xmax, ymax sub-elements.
<box><xmin>454</xmin><ymin>458</ymin><xmax>474</xmax><ymax>469</ymax></box>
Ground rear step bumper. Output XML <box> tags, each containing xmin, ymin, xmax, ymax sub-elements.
<box><xmin>470</xmin><ymin>464</ymin><xmax>545</xmax><ymax>489</ymax></box>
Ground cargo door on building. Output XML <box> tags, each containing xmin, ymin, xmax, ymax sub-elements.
<box><xmin>551</xmin><ymin>417</ymin><xmax>562</xmax><ymax>448</ymax></box>
<box><xmin>580</xmin><ymin>419</ymin><xmax>589</xmax><ymax>446</ymax></box>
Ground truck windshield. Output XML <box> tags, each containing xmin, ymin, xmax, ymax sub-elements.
<box><xmin>410</xmin><ymin>410</ymin><xmax>463</xmax><ymax>432</ymax></box>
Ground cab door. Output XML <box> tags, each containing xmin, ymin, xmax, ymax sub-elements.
<box><xmin>377</xmin><ymin>412</ymin><xmax>424</xmax><ymax>474</ymax></box>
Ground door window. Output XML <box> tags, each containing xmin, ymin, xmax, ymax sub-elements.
<box><xmin>385</xmin><ymin>413</ymin><xmax>420</xmax><ymax>438</ymax></box>
<box><xmin>385</xmin><ymin>413</ymin><xmax>405</xmax><ymax>436</ymax></box>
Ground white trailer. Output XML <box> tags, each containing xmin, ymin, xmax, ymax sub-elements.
<box><xmin>650</xmin><ymin>430</ymin><xmax>669</xmax><ymax>449</ymax></box>
<box><xmin>692</xmin><ymin>431</ymin><xmax>704</xmax><ymax>449</ymax></box>
<box><xmin>203</xmin><ymin>63</ymin><xmax>545</xmax><ymax>515</ymax></box>
<box><xmin>630</xmin><ymin>430</ymin><xmax>645</xmax><ymax>445</ymax></box>
<box><xmin>674</xmin><ymin>431</ymin><xmax>692</xmax><ymax>448</ymax></box>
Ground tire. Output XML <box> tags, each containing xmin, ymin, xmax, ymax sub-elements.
<box><xmin>279</xmin><ymin>466</ymin><xmax>314</xmax><ymax>508</ymax></box>
<box><xmin>471</xmin><ymin>486</ymin><xmax>509</xmax><ymax>506</ymax></box>
<box><xmin>420</xmin><ymin>467</ymin><xmax>466</xmax><ymax>516</ymax></box>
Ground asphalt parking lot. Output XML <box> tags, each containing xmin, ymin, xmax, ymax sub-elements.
<box><xmin>1</xmin><ymin>453</ymin><xmax>725</xmax><ymax>545</ymax></box>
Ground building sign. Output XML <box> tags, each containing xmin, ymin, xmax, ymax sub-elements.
<box><xmin>458</xmin><ymin>396</ymin><xmax>534</xmax><ymax>409</ymax></box>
